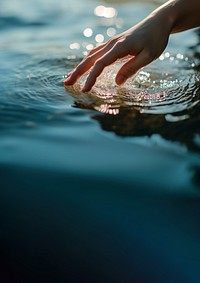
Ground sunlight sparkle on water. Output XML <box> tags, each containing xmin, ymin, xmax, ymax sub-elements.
<box><xmin>83</xmin><ymin>28</ymin><xmax>93</xmax><ymax>38</ymax></box>
<box><xmin>94</xmin><ymin>5</ymin><xmax>117</xmax><ymax>18</ymax></box>
<box><xmin>107</xmin><ymin>27</ymin><xmax>116</xmax><ymax>37</ymax></box>
<box><xmin>94</xmin><ymin>104</ymin><xmax>119</xmax><ymax>115</ymax></box>
<box><xmin>165</xmin><ymin>114</ymin><xmax>190</xmax><ymax>122</ymax></box>
<box><xmin>95</xmin><ymin>34</ymin><xmax>104</xmax><ymax>43</ymax></box>
<box><xmin>86</xmin><ymin>44</ymin><xmax>94</xmax><ymax>51</ymax></box>
<box><xmin>82</xmin><ymin>51</ymin><xmax>88</xmax><ymax>56</ymax></box>
<box><xmin>176</xmin><ymin>53</ymin><xmax>184</xmax><ymax>59</ymax></box>
<box><xmin>65</xmin><ymin>53</ymin><xmax>200</xmax><ymax>116</ymax></box>
<box><xmin>70</xmin><ymin>42</ymin><xmax>80</xmax><ymax>50</ymax></box>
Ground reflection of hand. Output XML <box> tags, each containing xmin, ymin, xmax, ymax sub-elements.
<box><xmin>64</xmin><ymin>0</ymin><xmax>200</xmax><ymax>92</ymax></box>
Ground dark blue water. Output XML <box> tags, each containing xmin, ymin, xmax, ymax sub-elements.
<box><xmin>0</xmin><ymin>0</ymin><xmax>200</xmax><ymax>282</ymax></box>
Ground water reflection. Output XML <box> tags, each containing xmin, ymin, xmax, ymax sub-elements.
<box><xmin>74</xmin><ymin>99</ymin><xmax>200</xmax><ymax>153</ymax></box>
<box><xmin>66</xmin><ymin>53</ymin><xmax>200</xmax><ymax>153</ymax></box>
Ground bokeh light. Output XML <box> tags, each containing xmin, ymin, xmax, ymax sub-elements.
<box><xmin>69</xmin><ymin>42</ymin><xmax>80</xmax><ymax>49</ymax></box>
<box><xmin>94</xmin><ymin>5</ymin><xmax>106</xmax><ymax>17</ymax></box>
<box><xmin>95</xmin><ymin>34</ymin><xmax>104</xmax><ymax>43</ymax></box>
<box><xmin>94</xmin><ymin>5</ymin><xmax>117</xmax><ymax>18</ymax></box>
<box><xmin>83</xmin><ymin>28</ymin><xmax>93</xmax><ymax>37</ymax></box>
<box><xmin>107</xmin><ymin>27</ymin><xmax>116</xmax><ymax>37</ymax></box>
<box><xmin>86</xmin><ymin>44</ymin><xmax>94</xmax><ymax>51</ymax></box>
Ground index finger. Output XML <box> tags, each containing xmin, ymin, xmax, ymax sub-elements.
<box><xmin>64</xmin><ymin>42</ymin><xmax>114</xmax><ymax>86</ymax></box>
<box><xmin>82</xmin><ymin>42</ymin><xmax>128</xmax><ymax>92</ymax></box>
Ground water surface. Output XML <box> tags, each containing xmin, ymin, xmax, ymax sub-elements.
<box><xmin>0</xmin><ymin>0</ymin><xmax>200</xmax><ymax>282</ymax></box>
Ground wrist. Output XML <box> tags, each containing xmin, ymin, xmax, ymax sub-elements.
<box><xmin>150</xmin><ymin>0</ymin><xmax>176</xmax><ymax>34</ymax></box>
<box><xmin>151</xmin><ymin>0</ymin><xmax>200</xmax><ymax>34</ymax></box>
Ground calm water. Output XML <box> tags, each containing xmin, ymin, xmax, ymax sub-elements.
<box><xmin>0</xmin><ymin>0</ymin><xmax>200</xmax><ymax>282</ymax></box>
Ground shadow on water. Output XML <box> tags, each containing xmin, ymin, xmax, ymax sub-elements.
<box><xmin>74</xmin><ymin>100</ymin><xmax>200</xmax><ymax>153</ymax></box>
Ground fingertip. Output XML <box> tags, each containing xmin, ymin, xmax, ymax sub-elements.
<box><xmin>82</xmin><ymin>85</ymin><xmax>91</xmax><ymax>93</ymax></box>
<box><xmin>82</xmin><ymin>74</ymin><xmax>96</xmax><ymax>92</ymax></box>
<box><xmin>64</xmin><ymin>78</ymin><xmax>72</xmax><ymax>86</ymax></box>
<box><xmin>64</xmin><ymin>72</ymin><xmax>77</xmax><ymax>86</ymax></box>
<box><xmin>82</xmin><ymin>79</ymin><xmax>93</xmax><ymax>92</ymax></box>
<box><xmin>115</xmin><ymin>74</ymin><xmax>126</xmax><ymax>86</ymax></box>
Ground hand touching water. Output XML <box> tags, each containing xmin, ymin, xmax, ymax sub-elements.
<box><xmin>64</xmin><ymin>0</ymin><xmax>200</xmax><ymax>92</ymax></box>
<box><xmin>64</xmin><ymin>14</ymin><xmax>171</xmax><ymax>92</ymax></box>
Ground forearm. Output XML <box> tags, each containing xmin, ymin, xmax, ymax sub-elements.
<box><xmin>151</xmin><ymin>0</ymin><xmax>200</xmax><ymax>34</ymax></box>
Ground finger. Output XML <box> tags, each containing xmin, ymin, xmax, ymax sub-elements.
<box><xmin>64</xmin><ymin>56</ymin><xmax>98</xmax><ymax>86</ymax></box>
<box><xmin>64</xmin><ymin>41</ymin><xmax>114</xmax><ymax>86</ymax></box>
<box><xmin>82</xmin><ymin>42</ymin><xmax>127</xmax><ymax>92</ymax></box>
<box><xmin>89</xmin><ymin>42</ymin><xmax>107</xmax><ymax>55</ymax></box>
<box><xmin>115</xmin><ymin>49</ymin><xmax>154</xmax><ymax>85</ymax></box>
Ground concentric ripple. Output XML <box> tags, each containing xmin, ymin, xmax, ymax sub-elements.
<box><xmin>0</xmin><ymin>55</ymin><xmax>79</xmax><ymax>129</ymax></box>
<box><xmin>14</xmin><ymin>56</ymin><xmax>71</xmax><ymax>109</ymax></box>
<box><xmin>65</xmin><ymin>53</ymin><xmax>200</xmax><ymax>115</ymax></box>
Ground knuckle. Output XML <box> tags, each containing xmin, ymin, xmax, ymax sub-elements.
<box><xmin>109</xmin><ymin>37</ymin><xmax>118</xmax><ymax>44</ymax></box>
<box><xmin>85</xmin><ymin>55</ymin><xmax>93</xmax><ymax>62</ymax></box>
<box><xmin>115</xmin><ymin>39</ymin><xmax>125</xmax><ymax>48</ymax></box>
<box><xmin>88</xmin><ymin>45</ymin><xmax>101</xmax><ymax>55</ymax></box>
<box><xmin>107</xmin><ymin>38</ymin><xmax>114</xmax><ymax>45</ymax></box>
<box><xmin>105</xmin><ymin>39</ymin><xmax>114</xmax><ymax>48</ymax></box>
<box><xmin>106</xmin><ymin>37</ymin><xmax>119</xmax><ymax>47</ymax></box>
<box><xmin>88</xmin><ymin>49</ymin><xmax>95</xmax><ymax>56</ymax></box>
<box><xmin>82</xmin><ymin>55</ymin><xmax>95</xmax><ymax>66</ymax></box>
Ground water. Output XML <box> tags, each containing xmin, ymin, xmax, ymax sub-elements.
<box><xmin>66</xmin><ymin>55</ymin><xmax>200</xmax><ymax>114</ymax></box>
<box><xmin>0</xmin><ymin>0</ymin><xmax>200</xmax><ymax>282</ymax></box>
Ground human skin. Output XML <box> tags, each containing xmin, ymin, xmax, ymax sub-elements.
<box><xmin>64</xmin><ymin>0</ymin><xmax>200</xmax><ymax>92</ymax></box>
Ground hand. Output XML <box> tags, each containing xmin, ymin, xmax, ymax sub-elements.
<box><xmin>64</xmin><ymin>11</ymin><xmax>172</xmax><ymax>92</ymax></box>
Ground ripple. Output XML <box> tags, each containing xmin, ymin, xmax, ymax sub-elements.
<box><xmin>65</xmin><ymin>54</ymin><xmax>200</xmax><ymax>115</ymax></box>
<box><xmin>0</xmin><ymin>56</ymin><xmax>79</xmax><ymax>129</ymax></box>
<box><xmin>14</xmin><ymin>56</ymin><xmax>77</xmax><ymax>109</ymax></box>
